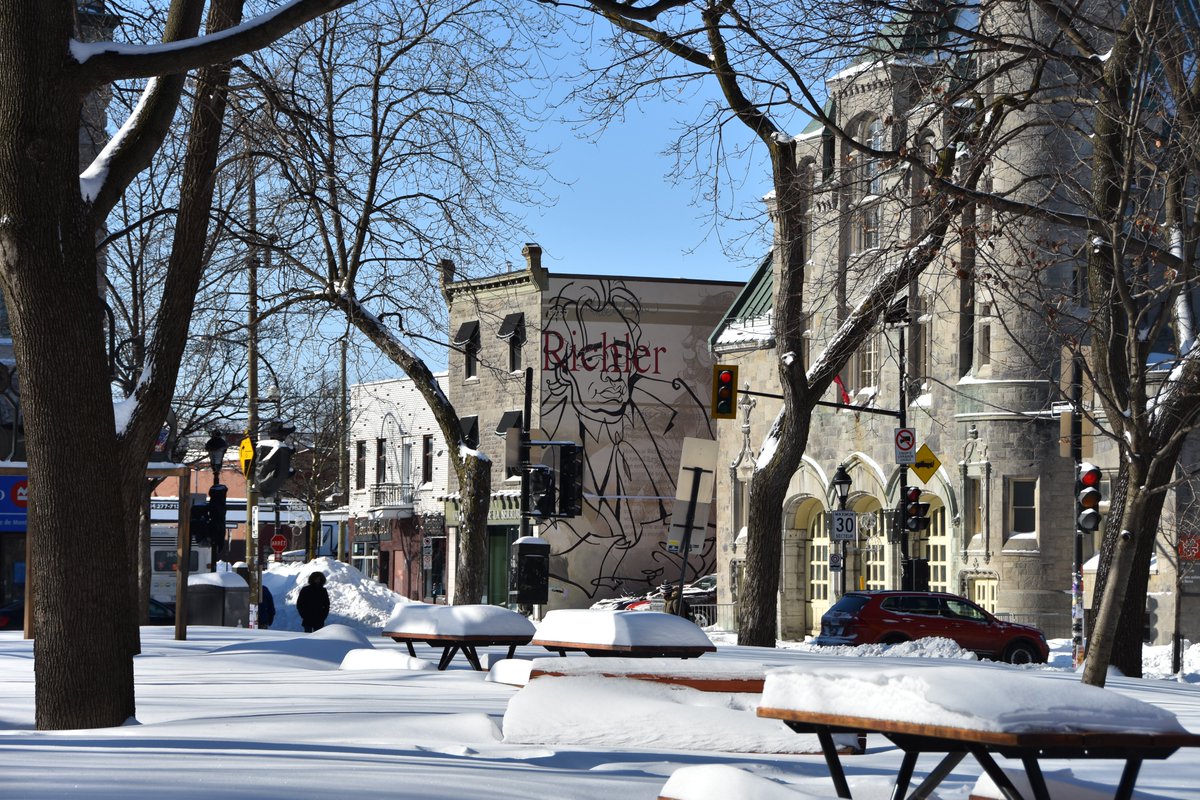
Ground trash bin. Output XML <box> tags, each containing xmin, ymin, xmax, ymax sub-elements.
<box><xmin>186</xmin><ymin>572</ymin><xmax>250</xmax><ymax>627</ymax></box>
<box><xmin>511</xmin><ymin>536</ymin><xmax>550</xmax><ymax>605</ymax></box>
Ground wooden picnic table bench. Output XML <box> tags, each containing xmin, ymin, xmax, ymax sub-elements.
<box><xmin>385</xmin><ymin>631</ymin><xmax>533</xmax><ymax>671</ymax></box>
<box><xmin>758</xmin><ymin>663</ymin><xmax>1200</xmax><ymax>800</ymax></box>
<box><xmin>756</xmin><ymin>706</ymin><xmax>1200</xmax><ymax>800</ymax></box>
<box><xmin>381</xmin><ymin>603</ymin><xmax>535</xmax><ymax>671</ymax></box>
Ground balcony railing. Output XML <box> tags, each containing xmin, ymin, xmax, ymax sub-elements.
<box><xmin>371</xmin><ymin>482</ymin><xmax>414</xmax><ymax>507</ymax></box>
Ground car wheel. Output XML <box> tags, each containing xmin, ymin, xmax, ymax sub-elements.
<box><xmin>880</xmin><ymin>633</ymin><xmax>909</xmax><ymax>646</ymax></box>
<box><xmin>1004</xmin><ymin>641</ymin><xmax>1040</xmax><ymax>665</ymax></box>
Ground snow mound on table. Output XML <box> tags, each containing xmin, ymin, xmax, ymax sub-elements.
<box><xmin>533</xmin><ymin>609</ymin><xmax>712</xmax><ymax>648</ymax></box>
<box><xmin>762</xmin><ymin>662</ymin><xmax>1189</xmax><ymax>734</ymax></box>
<box><xmin>383</xmin><ymin>603</ymin><xmax>536</xmax><ymax>637</ymax></box>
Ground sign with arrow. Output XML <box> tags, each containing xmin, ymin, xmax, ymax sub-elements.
<box><xmin>239</xmin><ymin>437</ymin><xmax>255</xmax><ymax>479</ymax></box>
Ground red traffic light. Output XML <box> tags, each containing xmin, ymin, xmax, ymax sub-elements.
<box><xmin>905</xmin><ymin>486</ymin><xmax>922</xmax><ymax>503</ymax></box>
<box><xmin>1077</xmin><ymin>464</ymin><xmax>1103</xmax><ymax>531</ymax></box>
<box><xmin>1079</xmin><ymin>464</ymin><xmax>1102</xmax><ymax>488</ymax></box>
<box><xmin>711</xmin><ymin>365</ymin><xmax>739</xmax><ymax>420</ymax></box>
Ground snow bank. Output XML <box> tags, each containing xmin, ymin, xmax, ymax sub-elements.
<box><xmin>660</xmin><ymin>765</ymin><xmax>823</xmax><ymax>799</ymax></box>
<box><xmin>503</xmin><ymin>675</ymin><xmax>844</xmax><ymax>754</ymax></box>
<box><xmin>207</xmin><ymin>624</ymin><xmax>376</xmax><ymax>670</ymax></box>
<box><xmin>262</xmin><ymin>557</ymin><xmax>411</xmax><ymax>633</ymax></box>
<box><xmin>340</xmin><ymin>648</ymin><xmax>434</xmax><ymax>671</ymax></box>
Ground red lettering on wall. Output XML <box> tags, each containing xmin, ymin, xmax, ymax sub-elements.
<box><xmin>542</xmin><ymin>329</ymin><xmax>668</xmax><ymax>374</ymax></box>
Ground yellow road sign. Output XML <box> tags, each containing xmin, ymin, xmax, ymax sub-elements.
<box><xmin>910</xmin><ymin>444</ymin><xmax>941</xmax><ymax>484</ymax></box>
<box><xmin>239</xmin><ymin>437</ymin><xmax>255</xmax><ymax>479</ymax></box>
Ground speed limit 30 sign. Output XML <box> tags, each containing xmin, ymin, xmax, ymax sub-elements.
<box><xmin>831</xmin><ymin>509</ymin><xmax>857</xmax><ymax>541</ymax></box>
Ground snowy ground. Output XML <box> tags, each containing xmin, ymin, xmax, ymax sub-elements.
<box><xmin>1</xmin><ymin>558</ymin><xmax>1198</xmax><ymax>799</ymax></box>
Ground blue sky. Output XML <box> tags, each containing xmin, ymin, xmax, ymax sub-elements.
<box><xmin>513</xmin><ymin>97</ymin><xmax>776</xmax><ymax>285</ymax></box>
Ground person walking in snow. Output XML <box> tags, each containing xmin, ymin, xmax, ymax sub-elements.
<box><xmin>297</xmin><ymin>572</ymin><xmax>330</xmax><ymax>632</ymax></box>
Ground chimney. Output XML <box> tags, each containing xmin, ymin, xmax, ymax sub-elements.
<box><xmin>521</xmin><ymin>243</ymin><xmax>542</xmax><ymax>271</ymax></box>
<box><xmin>438</xmin><ymin>258</ymin><xmax>456</xmax><ymax>285</ymax></box>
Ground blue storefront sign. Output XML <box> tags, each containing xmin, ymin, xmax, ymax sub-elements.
<box><xmin>0</xmin><ymin>475</ymin><xmax>29</xmax><ymax>531</ymax></box>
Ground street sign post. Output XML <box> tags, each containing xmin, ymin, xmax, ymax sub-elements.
<box><xmin>894</xmin><ymin>427</ymin><xmax>916</xmax><ymax>465</ymax></box>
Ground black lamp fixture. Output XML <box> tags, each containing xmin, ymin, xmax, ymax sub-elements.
<box><xmin>832</xmin><ymin>463</ymin><xmax>852</xmax><ymax>510</ymax></box>
<box><xmin>205</xmin><ymin>433</ymin><xmax>228</xmax><ymax>485</ymax></box>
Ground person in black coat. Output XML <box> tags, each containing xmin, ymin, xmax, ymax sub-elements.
<box><xmin>259</xmin><ymin>585</ymin><xmax>276</xmax><ymax>629</ymax></box>
<box><xmin>297</xmin><ymin>572</ymin><xmax>330</xmax><ymax>632</ymax></box>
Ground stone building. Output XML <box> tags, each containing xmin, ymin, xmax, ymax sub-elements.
<box><xmin>440</xmin><ymin>244</ymin><xmax>739</xmax><ymax>609</ymax></box>
<box><xmin>709</xmin><ymin>7</ymin><xmax>1199</xmax><ymax>646</ymax></box>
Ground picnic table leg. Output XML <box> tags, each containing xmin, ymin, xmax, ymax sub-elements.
<box><xmin>462</xmin><ymin>645</ymin><xmax>483</xmax><ymax>671</ymax></box>
<box><xmin>908</xmin><ymin>752</ymin><xmax>966</xmax><ymax>800</ymax></box>
<box><xmin>405</xmin><ymin>641</ymin><xmax>416</xmax><ymax>658</ymax></box>
<box><xmin>1114</xmin><ymin>758</ymin><xmax>1143</xmax><ymax>800</ymax></box>
<box><xmin>1019</xmin><ymin>758</ymin><xmax>1051</xmax><ymax>800</ymax></box>
<box><xmin>969</xmin><ymin>747</ymin><xmax>1029</xmax><ymax>800</ymax></box>
<box><xmin>437</xmin><ymin>645</ymin><xmax>460</xmax><ymax>671</ymax></box>
<box><xmin>888</xmin><ymin>750</ymin><xmax>918</xmax><ymax>800</ymax></box>
<box><xmin>814</xmin><ymin>728</ymin><xmax>853</xmax><ymax>799</ymax></box>
<box><xmin>506</xmin><ymin>644</ymin><xmax>517</xmax><ymax>659</ymax></box>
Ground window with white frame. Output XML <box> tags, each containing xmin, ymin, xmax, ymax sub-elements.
<box><xmin>856</xmin><ymin>333</ymin><xmax>880</xmax><ymax>391</ymax></box>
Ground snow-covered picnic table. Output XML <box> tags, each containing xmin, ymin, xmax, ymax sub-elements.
<box><xmin>381</xmin><ymin>604</ymin><xmax>535</xmax><ymax>670</ymax></box>
<box><xmin>530</xmin><ymin>609</ymin><xmax>716</xmax><ymax>659</ymax></box>
<box><xmin>757</xmin><ymin>662</ymin><xmax>1200</xmax><ymax>800</ymax></box>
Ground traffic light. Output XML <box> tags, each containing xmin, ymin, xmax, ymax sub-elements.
<box><xmin>255</xmin><ymin>440</ymin><xmax>294</xmax><ymax>497</ymax></box>
<box><xmin>207</xmin><ymin>483</ymin><xmax>228</xmax><ymax>555</ymax></box>
<box><xmin>527</xmin><ymin>464</ymin><xmax>556</xmax><ymax>517</ymax></box>
<box><xmin>904</xmin><ymin>486</ymin><xmax>930</xmax><ymax>532</ymax></box>
<box><xmin>711</xmin><ymin>365</ymin><xmax>738</xmax><ymax>419</ymax></box>
<box><xmin>557</xmin><ymin>443</ymin><xmax>584</xmax><ymax>518</ymax></box>
<box><xmin>189</xmin><ymin>501</ymin><xmax>214</xmax><ymax>547</ymax></box>
<box><xmin>1077</xmin><ymin>462</ymin><xmax>1103</xmax><ymax>531</ymax></box>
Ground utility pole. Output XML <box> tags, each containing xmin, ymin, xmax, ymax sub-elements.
<box><xmin>245</xmin><ymin>148</ymin><xmax>261</xmax><ymax>622</ymax></box>
<box><xmin>338</xmin><ymin>335</ymin><xmax>349</xmax><ymax>562</ymax></box>
<box><xmin>1070</xmin><ymin>352</ymin><xmax>1086</xmax><ymax>668</ymax></box>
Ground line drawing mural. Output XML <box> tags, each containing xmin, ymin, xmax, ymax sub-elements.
<box><xmin>538</xmin><ymin>277</ymin><xmax>730</xmax><ymax>599</ymax></box>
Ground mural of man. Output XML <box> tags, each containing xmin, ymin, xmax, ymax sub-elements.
<box><xmin>538</xmin><ymin>277</ymin><xmax>730</xmax><ymax>601</ymax></box>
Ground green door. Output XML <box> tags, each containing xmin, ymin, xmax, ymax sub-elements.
<box><xmin>487</xmin><ymin>526</ymin><xmax>517</xmax><ymax>605</ymax></box>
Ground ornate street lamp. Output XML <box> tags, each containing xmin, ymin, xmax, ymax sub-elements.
<box><xmin>832</xmin><ymin>463</ymin><xmax>852</xmax><ymax>597</ymax></box>
<box><xmin>205</xmin><ymin>433</ymin><xmax>228</xmax><ymax>486</ymax></box>
<box><xmin>832</xmin><ymin>463</ymin><xmax>852</xmax><ymax>510</ymax></box>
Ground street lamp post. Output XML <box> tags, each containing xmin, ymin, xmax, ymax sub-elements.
<box><xmin>832</xmin><ymin>463</ymin><xmax>852</xmax><ymax>597</ymax></box>
<box><xmin>205</xmin><ymin>433</ymin><xmax>228</xmax><ymax>486</ymax></box>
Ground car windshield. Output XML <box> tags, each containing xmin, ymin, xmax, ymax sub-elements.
<box><xmin>827</xmin><ymin>595</ymin><xmax>871</xmax><ymax>615</ymax></box>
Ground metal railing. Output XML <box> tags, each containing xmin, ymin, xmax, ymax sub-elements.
<box><xmin>371</xmin><ymin>482</ymin><xmax>414</xmax><ymax>507</ymax></box>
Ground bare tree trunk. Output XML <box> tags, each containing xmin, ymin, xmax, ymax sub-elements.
<box><xmin>452</xmin><ymin>454</ymin><xmax>491</xmax><ymax>604</ymax></box>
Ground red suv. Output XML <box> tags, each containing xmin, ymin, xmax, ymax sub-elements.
<box><xmin>814</xmin><ymin>591</ymin><xmax>1049</xmax><ymax>664</ymax></box>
